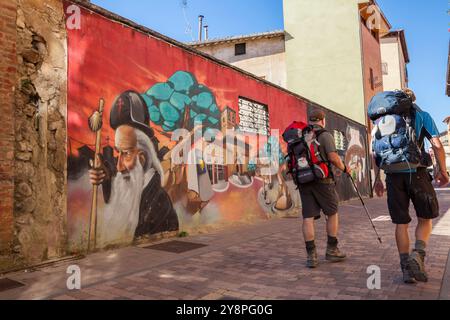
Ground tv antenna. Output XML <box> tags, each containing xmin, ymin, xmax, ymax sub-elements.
<box><xmin>180</xmin><ymin>0</ymin><xmax>194</xmax><ymax>41</ymax></box>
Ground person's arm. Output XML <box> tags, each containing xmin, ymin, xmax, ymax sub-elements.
<box><xmin>372</xmin><ymin>153</ymin><xmax>384</xmax><ymax>197</ymax></box>
<box><xmin>327</xmin><ymin>151</ymin><xmax>351</xmax><ymax>174</ymax></box>
<box><xmin>430</xmin><ymin>137</ymin><xmax>449</xmax><ymax>187</ymax></box>
<box><xmin>421</xmin><ymin>111</ymin><xmax>449</xmax><ymax>187</ymax></box>
<box><xmin>319</xmin><ymin>131</ymin><xmax>350</xmax><ymax>174</ymax></box>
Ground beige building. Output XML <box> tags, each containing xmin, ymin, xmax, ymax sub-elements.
<box><xmin>447</xmin><ymin>41</ymin><xmax>450</xmax><ymax>96</ymax></box>
<box><xmin>283</xmin><ymin>0</ymin><xmax>391</xmax><ymax>125</ymax></box>
<box><xmin>189</xmin><ymin>31</ymin><xmax>287</xmax><ymax>88</ymax></box>
<box><xmin>380</xmin><ymin>30</ymin><xmax>410</xmax><ymax>91</ymax></box>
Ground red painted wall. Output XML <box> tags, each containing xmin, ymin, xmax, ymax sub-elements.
<box><xmin>66</xmin><ymin>7</ymin><xmax>307</xmax><ymax>153</ymax></box>
<box><xmin>360</xmin><ymin>22</ymin><xmax>384</xmax><ymax>122</ymax></box>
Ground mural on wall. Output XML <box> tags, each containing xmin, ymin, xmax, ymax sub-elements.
<box><xmin>67</xmin><ymin>69</ymin><xmax>298</xmax><ymax>251</ymax></box>
<box><xmin>65</xmin><ymin>1</ymin><xmax>370</xmax><ymax>252</ymax></box>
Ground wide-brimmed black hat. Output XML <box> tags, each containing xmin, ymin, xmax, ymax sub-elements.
<box><xmin>110</xmin><ymin>90</ymin><xmax>166</xmax><ymax>159</ymax></box>
<box><xmin>110</xmin><ymin>90</ymin><xmax>155</xmax><ymax>138</ymax></box>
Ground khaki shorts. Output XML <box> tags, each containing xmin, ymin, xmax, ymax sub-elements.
<box><xmin>299</xmin><ymin>181</ymin><xmax>339</xmax><ymax>219</ymax></box>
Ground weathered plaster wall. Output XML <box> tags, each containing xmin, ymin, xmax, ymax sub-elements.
<box><xmin>0</xmin><ymin>0</ymin><xmax>18</xmax><ymax>268</ymax></box>
<box><xmin>0</xmin><ymin>0</ymin><xmax>68</xmax><ymax>272</ymax></box>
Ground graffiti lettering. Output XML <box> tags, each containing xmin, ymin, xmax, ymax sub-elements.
<box><xmin>367</xmin><ymin>265</ymin><xmax>381</xmax><ymax>290</ymax></box>
<box><xmin>66</xmin><ymin>5</ymin><xmax>81</xmax><ymax>30</ymax></box>
<box><xmin>363</xmin><ymin>5</ymin><xmax>381</xmax><ymax>32</ymax></box>
<box><xmin>66</xmin><ymin>265</ymin><xmax>81</xmax><ymax>290</ymax></box>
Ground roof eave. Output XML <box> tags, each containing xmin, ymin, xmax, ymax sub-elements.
<box><xmin>189</xmin><ymin>31</ymin><xmax>285</xmax><ymax>48</ymax></box>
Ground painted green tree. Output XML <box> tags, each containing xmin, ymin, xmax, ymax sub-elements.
<box><xmin>141</xmin><ymin>71</ymin><xmax>221</xmax><ymax>133</ymax></box>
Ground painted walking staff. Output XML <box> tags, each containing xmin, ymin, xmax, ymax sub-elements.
<box><xmin>88</xmin><ymin>98</ymin><xmax>105</xmax><ymax>251</ymax></box>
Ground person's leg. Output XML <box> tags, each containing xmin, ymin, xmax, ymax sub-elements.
<box><xmin>409</xmin><ymin>168</ymin><xmax>440</xmax><ymax>282</ymax></box>
<box><xmin>385</xmin><ymin>173</ymin><xmax>415</xmax><ymax>283</ymax></box>
<box><xmin>303</xmin><ymin>217</ymin><xmax>315</xmax><ymax>242</ymax></box>
<box><xmin>396</xmin><ymin>224</ymin><xmax>410</xmax><ymax>255</ymax></box>
<box><xmin>315</xmin><ymin>183</ymin><xmax>346</xmax><ymax>262</ymax></box>
<box><xmin>326</xmin><ymin>213</ymin><xmax>338</xmax><ymax>237</ymax></box>
<box><xmin>415</xmin><ymin>218</ymin><xmax>432</xmax><ymax>244</ymax></box>
<box><xmin>395</xmin><ymin>224</ymin><xmax>415</xmax><ymax>282</ymax></box>
<box><xmin>324</xmin><ymin>212</ymin><xmax>346</xmax><ymax>262</ymax></box>
<box><xmin>303</xmin><ymin>217</ymin><xmax>318</xmax><ymax>268</ymax></box>
<box><xmin>299</xmin><ymin>187</ymin><xmax>320</xmax><ymax>268</ymax></box>
<box><xmin>411</xmin><ymin>218</ymin><xmax>432</xmax><ymax>281</ymax></box>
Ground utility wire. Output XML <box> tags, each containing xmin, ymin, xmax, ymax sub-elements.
<box><xmin>181</xmin><ymin>0</ymin><xmax>194</xmax><ymax>41</ymax></box>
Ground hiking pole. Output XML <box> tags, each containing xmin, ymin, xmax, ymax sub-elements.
<box><xmin>348</xmin><ymin>174</ymin><xmax>383</xmax><ymax>244</ymax></box>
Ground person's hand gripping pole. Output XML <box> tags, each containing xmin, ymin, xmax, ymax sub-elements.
<box><xmin>87</xmin><ymin>98</ymin><xmax>105</xmax><ymax>252</ymax></box>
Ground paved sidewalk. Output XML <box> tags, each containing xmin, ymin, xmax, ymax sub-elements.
<box><xmin>1</xmin><ymin>191</ymin><xmax>450</xmax><ymax>300</ymax></box>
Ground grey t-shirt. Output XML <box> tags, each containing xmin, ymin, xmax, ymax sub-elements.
<box><xmin>313</xmin><ymin>125</ymin><xmax>337</xmax><ymax>184</ymax></box>
<box><xmin>314</xmin><ymin>127</ymin><xmax>337</xmax><ymax>162</ymax></box>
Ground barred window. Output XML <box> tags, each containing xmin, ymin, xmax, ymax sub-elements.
<box><xmin>238</xmin><ymin>97</ymin><xmax>270</xmax><ymax>136</ymax></box>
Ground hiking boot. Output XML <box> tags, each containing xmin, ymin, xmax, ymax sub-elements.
<box><xmin>401</xmin><ymin>258</ymin><xmax>416</xmax><ymax>284</ymax></box>
<box><xmin>325</xmin><ymin>246</ymin><xmax>347</xmax><ymax>262</ymax></box>
<box><xmin>306</xmin><ymin>249</ymin><xmax>319</xmax><ymax>268</ymax></box>
<box><xmin>409</xmin><ymin>250</ymin><xmax>428</xmax><ymax>282</ymax></box>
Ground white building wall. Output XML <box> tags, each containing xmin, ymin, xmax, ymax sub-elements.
<box><xmin>193</xmin><ymin>37</ymin><xmax>287</xmax><ymax>88</ymax></box>
<box><xmin>381</xmin><ymin>36</ymin><xmax>408</xmax><ymax>91</ymax></box>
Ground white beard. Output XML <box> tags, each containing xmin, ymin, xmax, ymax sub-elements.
<box><xmin>97</xmin><ymin>161</ymin><xmax>146</xmax><ymax>247</ymax></box>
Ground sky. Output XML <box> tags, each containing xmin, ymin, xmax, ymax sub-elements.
<box><xmin>91</xmin><ymin>0</ymin><xmax>449</xmax><ymax>132</ymax></box>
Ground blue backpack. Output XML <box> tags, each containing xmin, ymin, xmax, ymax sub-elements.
<box><xmin>368</xmin><ymin>91</ymin><xmax>422</xmax><ymax>171</ymax></box>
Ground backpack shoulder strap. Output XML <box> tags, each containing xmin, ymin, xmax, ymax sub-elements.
<box><xmin>312</xmin><ymin>128</ymin><xmax>335</xmax><ymax>179</ymax></box>
<box><xmin>314</xmin><ymin>128</ymin><xmax>327</xmax><ymax>138</ymax></box>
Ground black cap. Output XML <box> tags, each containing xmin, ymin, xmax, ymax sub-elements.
<box><xmin>309</xmin><ymin>109</ymin><xmax>325</xmax><ymax>122</ymax></box>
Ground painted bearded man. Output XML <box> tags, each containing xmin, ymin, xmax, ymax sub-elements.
<box><xmin>89</xmin><ymin>90</ymin><xmax>179</xmax><ymax>246</ymax></box>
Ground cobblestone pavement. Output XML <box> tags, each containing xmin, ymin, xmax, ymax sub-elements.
<box><xmin>1</xmin><ymin>190</ymin><xmax>450</xmax><ymax>300</ymax></box>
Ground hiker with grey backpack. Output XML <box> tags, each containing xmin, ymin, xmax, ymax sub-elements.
<box><xmin>282</xmin><ymin>110</ymin><xmax>351</xmax><ymax>269</ymax></box>
<box><xmin>370</xmin><ymin>88</ymin><xmax>449</xmax><ymax>284</ymax></box>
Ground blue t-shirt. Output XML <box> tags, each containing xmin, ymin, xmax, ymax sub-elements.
<box><xmin>391</xmin><ymin>104</ymin><xmax>439</xmax><ymax>173</ymax></box>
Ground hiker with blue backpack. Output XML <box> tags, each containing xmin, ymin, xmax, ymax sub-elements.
<box><xmin>282</xmin><ymin>110</ymin><xmax>351</xmax><ymax>268</ymax></box>
<box><xmin>370</xmin><ymin>88</ymin><xmax>449</xmax><ymax>284</ymax></box>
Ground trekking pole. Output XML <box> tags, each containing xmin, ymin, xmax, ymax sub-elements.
<box><xmin>348</xmin><ymin>174</ymin><xmax>383</xmax><ymax>244</ymax></box>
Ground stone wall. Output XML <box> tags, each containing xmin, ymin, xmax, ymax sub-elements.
<box><xmin>0</xmin><ymin>0</ymin><xmax>18</xmax><ymax>268</ymax></box>
<box><xmin>0</xmin><ymin>0</ymin><xmax>68</xmax><ymax>272</ymax></box>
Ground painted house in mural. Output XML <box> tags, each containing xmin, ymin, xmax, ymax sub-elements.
<box><xmin>0</xmin><ymin>0</ymin><xmax>373</xmax><ymax>272</ymax></box>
